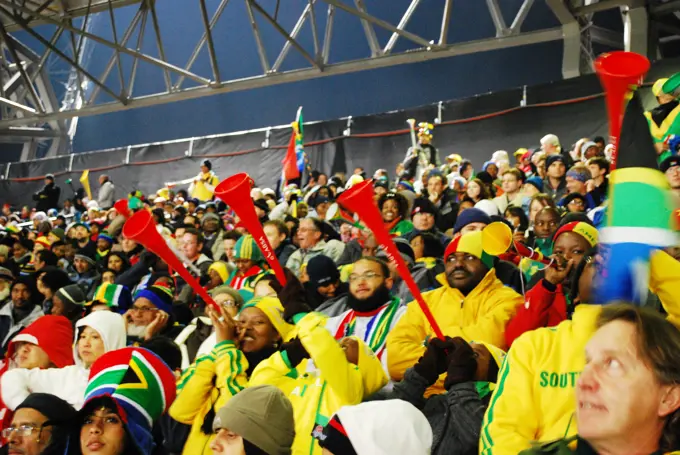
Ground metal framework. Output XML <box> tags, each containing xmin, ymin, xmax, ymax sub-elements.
<box><xmin>0</xmin><ymin>0</ymin><xmax>678</xmax><ymax>159</ymax></box>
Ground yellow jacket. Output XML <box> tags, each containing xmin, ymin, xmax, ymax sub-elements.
<box><xmin>480</xmin><ymin>251</ymin><xmax>680</xmax><ymax>455</ymax></box>
<box><xmin>387</xmin><ymin>269</ymin><xmax>522</xmax><ymax>396</ymax></box>
<box><xmin>169</xmin><ymin>340</ymin><xmax>248</xmax><ymax>455</ymax></box>
<box><xmin>249</xmin><ymin>312</ymin><xmax>387</xmax><ymax>455</ymax></box>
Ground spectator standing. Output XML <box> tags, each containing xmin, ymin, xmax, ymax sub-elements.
<box><xmin>32</xmin><ymin>174</ymin><xmax>60</xmax><ymax>212</ymax></box>
<box><xmin>96</xmin><ymin>175</ymin><xmax>115</xmax><ymax>209</ymax></box>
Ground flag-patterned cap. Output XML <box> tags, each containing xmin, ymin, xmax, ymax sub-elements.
<box><xmin>85</xmin><ymin>347</ymin><xmax>177</xmax><ymax>428</ymax></box>
<box><xmin>444</xmin><ymin>231</ymin><xmax>495</xmax><ymax>269</ymax></box>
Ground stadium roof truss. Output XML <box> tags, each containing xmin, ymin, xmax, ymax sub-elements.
<box><xmin>0</xmin><ymin>0</ymin><xmax>678</xmax><ymax>157</ymax></box>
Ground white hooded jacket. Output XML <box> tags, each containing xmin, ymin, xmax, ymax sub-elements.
<box><xmin>1</xmin><ymin>311</ymin><xmax>126</xmax><ymax>410</ymax></box>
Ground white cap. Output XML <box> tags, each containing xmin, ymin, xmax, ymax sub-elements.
<box><xmin>474</xmin><ymin>199</ymin><xmax>500</xmax><ymax>217</ymax></box>
<box><xmin>261</xmin><ymin>188</ymin><xmax>276</xmax><ymax>197</ymax></box>
<box><xmin>153</xmin><ymin>196</ymin><xmax>167</xmax><ymax>204</ymax></box>
<box><xmin>541</xmin><ymin>134</ymin><xmax>560</xmax><ymax>146</ymax></box>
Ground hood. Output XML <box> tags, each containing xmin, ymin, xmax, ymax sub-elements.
<box><xmin>349</xmin><ymin>336</ymin><xmax>387</xmax><ymax>396</ymax></box>
<box><xmin>336</xmin><ymin>400</ymin><xmax>432</xmax><ymax>455</ymax></box>
<box><xmin>73</xmin><ymin>311</ymin><xmax>127</xmax><ymax>368</ymax></box>
<box><xmin>6</xmin><ymin>315</ymin><xmax>75</xmax><ymax>368</ymax></box>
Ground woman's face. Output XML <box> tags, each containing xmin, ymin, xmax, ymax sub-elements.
<box><xmin>213</xmin><ymin>293</ymin><xmax>240</xmax><ymax>318</ymax></box>
<box><xmin>102</xmin><ymin>271</ymin><xmax>116</xmax><ymax>285</ymax></box>
<box><xmin>237</xmin><ymin>307</ymin><xmax>280</xmax><ymax>353</ymax></box>
<box><xmin>529</xmin><ymin>200</ymin><xmax>547</xmax><ymax>223</ymax></box>
<box><xmin>36</xmin><ymin>276</ymin><xmax>51</xmax><ymax>298</ymax></box>
<box><xmin>108</xmin><ymin>255</ymin><xmax>123</xmax><ymax>272</ymax></box>
<box><xmin>78</xmin><ymin>326</ymin><xmax>106</xmax><ymax>368</ymax></box>
<box><xmin>80</xmin><ymin>407</ymin><xmax>126</xmax><ymax>455</ymax></box>
<box><xmin>410</xmin><ymin>236</ymin><xmax>425</xmax><ymax>260</ymax></box>
<box><xmin>208</xmin><ymin>269</ymin><xmax>224</xmax><ymax>288</ymax></box>
<box><xmin>210</xmin><ymin>429</ymin><xmax>246</xmax><ymax>455</ymax></box>
<box><xmin>381</xmin><ymin>199</ymin><xmax>400</xmax><ymax>223</ymax></box>
<box><xmin>467</xmin><ymin>181</ymin><xmax>481</xmax><ymax>199</ymax></box>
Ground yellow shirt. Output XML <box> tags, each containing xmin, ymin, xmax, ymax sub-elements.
<box><xmin>480</xmin><ymin>251</ymin><xmax>680</xmax><ymax>455</ymax></box>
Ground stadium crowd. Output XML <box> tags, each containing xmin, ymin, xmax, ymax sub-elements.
<box><xmin>0</xmin><ymin>72</ymin><xmax>678</xmax><ymax>455</ymax></box>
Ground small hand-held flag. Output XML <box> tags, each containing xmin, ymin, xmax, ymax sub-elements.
<box><xmin>282</xmin><ymin>107</ymin><xmax>305</xmax><ymax>184</ymax></box>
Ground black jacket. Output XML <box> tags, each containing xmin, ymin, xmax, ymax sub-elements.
<box><xmin>33</xmin><ymin>182</ymin><xmax>61</xmax><ymax>212</ymax></box>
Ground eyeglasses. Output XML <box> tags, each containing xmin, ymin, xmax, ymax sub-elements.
<box><xmin>348</xmin><ymin>271</ymin><xmax>383</xmax><ymax>283</ymax></box>
<box><xmin>2</xmin><ymin>422</ymin><xmax>52</xmax><ymax>439</ymax></box>
<box><xmin>130</xmin><ymin>306</ymin><xmax>156</xmax><ymax>313</ymax></box>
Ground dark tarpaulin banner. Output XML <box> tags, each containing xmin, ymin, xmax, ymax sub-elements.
<box><xmin>3</xmin><ymin>54</ymin><xmax>680</xmax><ymax>208</ymax></box>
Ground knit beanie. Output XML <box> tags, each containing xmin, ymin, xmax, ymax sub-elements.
<box><xmin>233</xmin><ymin>234</ymin><xmax>265</xmax><ymax>263</ymax></box>
<box><xmin>553</xmin><ymin>221</ymin><xmax>598</xmax><ymax>248</ymax></box>
<box><xmin>134</xmin><ymin>285</ymin><xmax>174</xmax><ymax>314</ymax></box>
<box><xmin>56</xmin><ymin>283</ymin><xmax>86</xmax><ymax>308</ymax></box>
<box><xmin>213</xmin><ymin>385</ymin><xmax>295</xmax><ymax>455</ymax></box>
<box><xmin>444</xmin><ymin>231</ymin><xmax>495</xmax><ymax>269</ymax></box>
<box><xmin>74</xmin><ymin>251</ymin><xmax>96</xmax><ymax>267</ymax></box>
<box><xmin>84</xmin><ymin>347</ymin><xmax>177</xmax><ymax>455</ymax></box>
<box><xmin>453</xmin><ymin>208</ymin><xmax>492</xmax><ymax>234</ymax></box>
<box><xmin>208</xmin><ymin>261</ymin><xmax>230</xmax><ymax>283</ymax></box>
<box><xmin>90</xmin><ymin>283</ymin><xmax>133</xmax><ymax>311</ymax></box>
<box><xmin>411</xmin><ymin>197</ymin><xmax>437</xmax><ymax>216</ymax></box>
<box><xmin>97</xmin><ymin>231</ymin><xmax>113</xmax><ymax>244</ymax></box>
<box><xmin>16</xmin><ymin>392</ymin><xmax>76</xmax><ymax>425</ymax></box>
<box><xmin>6</xmin><ymin>315</ymin><xmax>75</xmax><ymax>368</ymax></box>
<box><xmin>306</xmin><ymin>255</ymin><xmax>340</xmax><ymax>288</ymax></box>
<box><xmin>525</xmin><ymin>176</ymin><xmax>543</xmax><ymax>192</ymax></box>
<box><xmin>239</xmin><ymin>296</ymin><xmax>294</xmax><ymax>341</ymax></box>
<box><xmin>49</xmin><ymin>228</ymin><xmax>66</xmax><ymax>242</ymax></box>
<box><xmin>546</xmin><ymin>154</ymin><xmax>566</xmax><ymax>169</ymax></box>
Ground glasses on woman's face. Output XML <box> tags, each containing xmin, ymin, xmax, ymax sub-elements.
<box><xmin>2</xmin><ymin>422</ymin><xmax>52</xmax><ymax>439</ymax></box>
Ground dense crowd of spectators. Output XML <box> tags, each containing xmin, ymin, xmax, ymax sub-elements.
<box><xmin>0</xmin><ymin>76</ymin><xmax>679</xmax><ymax>455</ymax></box>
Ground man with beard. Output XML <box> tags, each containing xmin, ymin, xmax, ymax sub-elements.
<box><xmin>387</xmin><ymin>230</ymin><xmax>522</xmax><ymax>396</ymax></box>
<box><xmin>324</xmin><ymin>257</ymin><xmax>405</xmax><ymax>373</ymax></box>
<box><xmin>124</xmin><ymin>285</ymin><xmax>183</xmax><ymax>344</ymax></box>
<box><xmin>0</xmin><ymin>278</ymin><xmax>43</xmax><ymax>354</ymax></box>
<box><xmin>72</xmin><ymin>223</ymin><xmax>96</xmax><ymax>259</ymax></box>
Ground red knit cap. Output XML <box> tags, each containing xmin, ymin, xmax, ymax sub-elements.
<box><xmin>6</xmin><ymin>315</ymin><xmax>75</xmax><ymax>368</ymax></box>
<box><xmin>552</xmin><ymin>221</ymin><xmax>598</xmax><ymax>247</ymax></box>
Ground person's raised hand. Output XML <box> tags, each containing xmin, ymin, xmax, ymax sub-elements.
<box><xmin>544</xmin><ymin>256</ymin><xmax>574</xmax><ymax>286</ymax></box>
<box><xmin>144</xmin><ymin>310</ymin><xmax>169</xmax><ymax>341</ymax></box>
<box><xmin>444</xmin><ymin>337</ymin><xmax>478</xmax><ymax>389</ymax></box>
<box><xmin>280</xmin><ymin>337</ymin><xmax>309</xmax><ymax>366</ymax></box>
<box><xmin>512</xmin><ymin>230</ymin><xmax>525</xmax><ymax>245</ymax></box>
<box><xmin>206</xmin><ymin>304</ymin><xmax>236</xmax><ymax>343</ymax></box>
<box><xmin>278</xmin><ymin>268</ymin><xmax>312</xmax><ymax>323</ymax></box>
<box><xmin>413</xmin><ymin>336</ymin><xmax>456</xmax><ymax>385</ymax></box>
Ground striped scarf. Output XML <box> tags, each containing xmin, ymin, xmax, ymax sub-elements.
<box><xmin>334</xmin><ymin>297</ymin><xmax>401</xmax><ymax>357</ymax></box>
